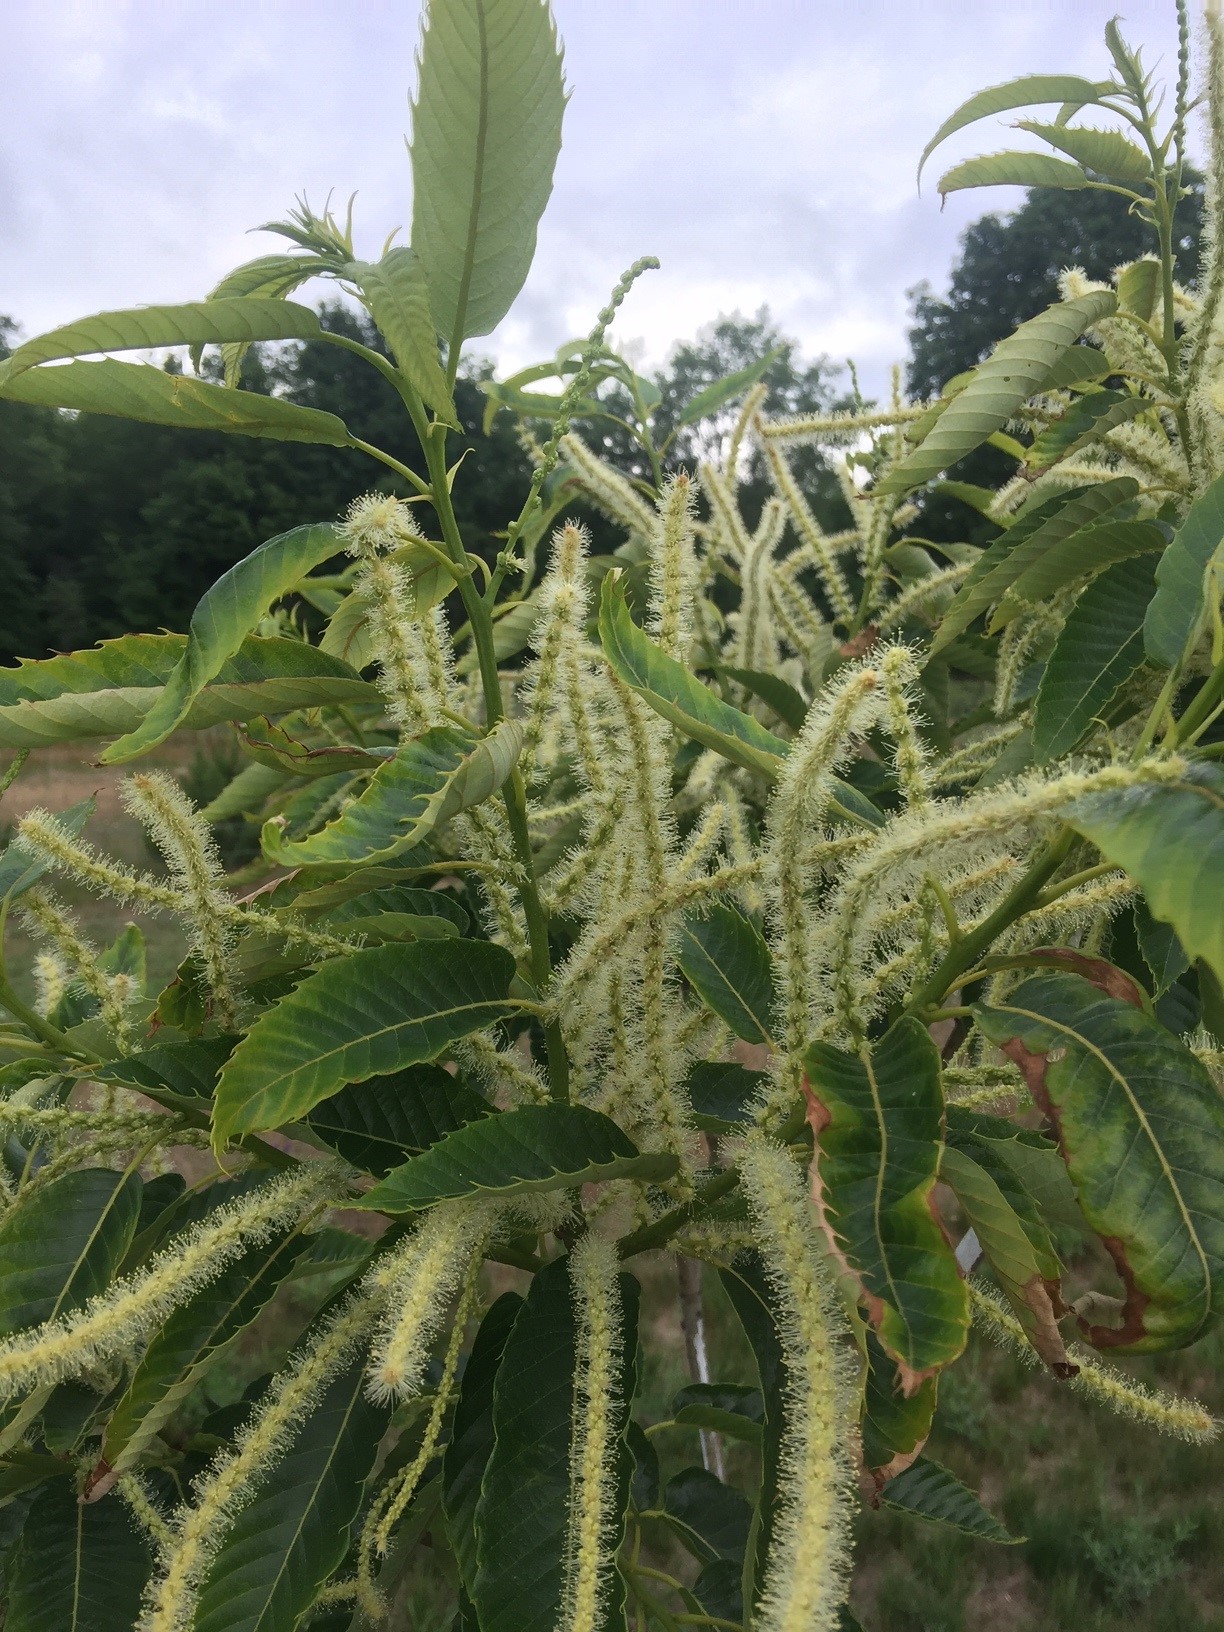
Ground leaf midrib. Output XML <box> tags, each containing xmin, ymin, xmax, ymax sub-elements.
<box><xmin>449</xmin><ymin>0</ymin><xmax>492</xmax><ymax>360</ymax></box>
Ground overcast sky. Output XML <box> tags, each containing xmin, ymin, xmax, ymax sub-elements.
<box><xmin>1</xmin><ymin>0</ymin><xmax>1199</xmax><ymax>399</ymax></box>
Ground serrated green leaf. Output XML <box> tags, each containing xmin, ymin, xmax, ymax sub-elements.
<box><xmin>1132</xmin><ymin>899</ymin><xmax>1190</xmax><ymax>995</ymax></box>
<box><xmin>937</xmin><ymin>150</ymin><xmax>1090</xmax><ymax>198</ymax></box>
<box><xmin>348</xmin><ymin>249</ymin><xmax>458</xmax><ymax>424</ymax></box>
<box><xmin>102</xmin><ymin>523</ymin><xmax>346</xmax><ymax>762</ymax></box>
<box><xmin>94</xmin><ymin>1036</ymin><xmax>237</xmax><ymax>1106</ymax></box>
<box><xmin>193</xmin><ymin>255</ymin><xmax>323</xmax><ymax>382</ymax></box>
<box><xmin>0</xmin><ymin>299</ymin><xmax>323</xmax><ymax>383</ymax></box>
<box><xmin>1015</xmin><ymin>120</ymin><xmax>1152</xmax><ymax>187</ymax></box>
<box><xmin>0</xmin><ymin>1170</ymin><xmax>142</xmax><ymax>1340</ymax></box>
<box><xmin>933</xmin><ymin>480</ymin><xmax>1137</xmax><ymax>652</ymax></box>
<box><xmin>678</xmin><ymin>350</ymin><xmax>780</xmax><ymax>428</ymax></box>
<box><xmin>310</xmin><ymin>883</ymin><xmax>469</xmax><ymax>944</ymax></box>
<box><xmin>0</xmin><ymin>358</ymin><xmax>350</xmax><ymax>448</ymax></box>
<box><xmin>443</xmin><ymin>1291</ymin><xmax>521</xmax><ymax>1596</ymax></box>
<box><xmin>1024</xmin><ymin>391</ymin><xmax>1149</xmax><ymax>474</ymax></box>
<box><xmin>96</xmin><ymin>1228</ymin><xmax>309</xmax><ymax>1486</ymax></box>
<box><xmin>879</xmin><ymin>1456</ymin><xmax>1020</xmax><ymax>1543</ymax></box>
<box><xmin>357</xmin><ymin>1103</ymin><xmax>678</xmax><ymax>1212</ymax></box>
<box><xmin>260</xmin><ymin>722</ymin><xmax>522</xmax><ymax>868</ymax></box>
<box><xmin>940</xmin><ymin>1146</ymin><xmax>1071</xmax><ymax>1371</ymax></box>
<box><xmin>679</xmin><ymin>903</ymin><xmax>776</xmax><ymax>1045</ymax></box>
<box><xmin>598</xmin><ymin>572</ymin><xmax>881</xmax><ymax>826</ymax></box>
<box><xmin>472</xmin><ymin>1257</ymin><xmax>639</xmax><ymax>1632</ymax></box>
<box><xmin>804</xmin><ymin>1020</ymin><xmax>969</xmax><ymax>1385</ymax></box>
<box><xmin>685</xmin><ymin>1060</ymin><xmax>765</xmax><ymax>1134</ymax></box>
<box><xmin>976</xmin><ymin>971</ymin><xmax>1224</xmax><ymax>1350</ymax></box>
<box><xmin>192</xmin><ymin>1353</ymin><xmax>391</xmax><ymax>1632</ymax></box>
<box><xmin>212</xmin><ymin>939</ymin><xmax>519</xmax><ymax>1146</ymax></box>
<box><xmin>1064</xmin><ymin>762</ymin><xmax>1224</xmax><ymax>988</ymax></box>
<box><xmin>996</xmin><ymin>516</ymin><xmax>1162</xmax><ymax>617</ymax></box>
<box><xmin>0</xmin><ymin>634</ymin><xmax>372</xmax><ymax>750</ymax></box>
<box><xmin>1144</xmin><ymin>471</ymin><xmax>1224</xmax><ymax>666</ymax></box>
<box><xmin>918</xmin><ymin>74</ymin><xmax>1111</xmax><ymax>185</ymax></box>
<box><xmin>307</xmin><ymin>1065</ymin><xmax>490</xmax><ymax>1177</ymax></box>
<box><xmin>5</xmin><ymin>1482</ymin><xmax>151</xmax><ymax>1632</ymax></box>
<box><xmin>1032</xmin><ymin>554</ymin><xmax>1156</xmax><ymax>761</ymax></box>
<box><xmin>237</xmin><ymin>716</ymin><xmax>388</xmax><ymax>778</ymax></box>
<box><xmin>410</xmin><ymin>0</ymin><xmax>566</xmax><ymax>347</ymax></box>
<box><xmin>877</xmin><ymin>294</ymin><xmax>1117</xmax><ymax>499</ymax></box>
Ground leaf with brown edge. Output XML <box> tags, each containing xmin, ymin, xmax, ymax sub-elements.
<box><xmin>861</xmin><ymin>1330</ymin><xmax>937</xmax><ymax>1496</ymax></box>
<box><xmin>997</xmin><ymin>946</ymin><xmax>1149</xmax><ymax>1009</ymax></box>
<box><xmin>803</xmin><ymin>1019</ymin><xmax>969</xmax><ymax>1393</ymax></box>
<box><xmin>976</xmin><ymin>971</ymin><xmax>1224</xmax><ymax>1352</ymax></box>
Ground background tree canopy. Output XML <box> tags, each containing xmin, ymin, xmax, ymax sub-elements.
<box><xmin>0</xmin><ymin>181</ymin><xmax>1204</xmax><ymax>664</ymax></box>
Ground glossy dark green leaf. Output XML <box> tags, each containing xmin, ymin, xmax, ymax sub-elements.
<box><xmin>663</xmin><ymin>1465</ymin><xmax>752</xmax><ymax>1565</ymax></box>
<box><xmin>0</xmin><ymin>1449</ymin><xmax>69</xmax><ymax>1503</ymax></box>
<box><xmin>307</xmin><ymin>1065</ymin><xmax>490</xmax><ymax>1177</ymax></box>
<box><xmin>5</xmin><ymin>1483</ymin><xmax>151</xmax><ymax>1632</ymax></box>
<box><xmin>1032</xmin><ymin>554</ymin><xmax>1156</xmax><ymax>761</ymax></box>
<box><xmin>260</xmin><ymin>722</ymin><xmax>523</xmax><ymax>868</ymax></box>
<box><xmin>879</xmin><ymin>1456</ymin><xmax>1020</xmax><ymax>1543</ymax></box>
<box><xmin>443</xmin><ymin>1292</ymin><xmax>522</xmax><ymax>1596</ymax></box>
<box><xmin>1133</xmin><ymin>899</ymin><xmax>1190</xmax><ymax>995</ymax></box>
<box><xmin>96</xmin><ymin>1228</ymin><xmax>309</xmax><ymax>1486</ymax></box>
<box><xmin>976</xmin><ymin>972</ymin><xmax>1224</xmax><ymax>1350</ymax></box>
<box><xmin>1144</xmin><ymin>471</ymin><xmax>1224</xmax><ymax>666</ymax></box>
<box><xmin>410</xmin><ymin>0</ymin><xmax>566</xmax><ymax>347</ymax></box>
<box><xmin>997</xmin><ymin>517</ymin><xmax>1163</xmax><ymax>617</ymax></box>
<box><xmin>212</xmin><ymin>939</ymin><xmax>519</xmax><ymax>1146</ymax></box>
<box><xmin>95</xmin><ymin>1037</ymin><xmax>237</xmax><ymax>1106</ymax></box>
<box><xmin>472</xmin><ymin>1257</ymin><xmax>640</xmax><ymax>1632</ymax></box>
<box><xmin>193</xmin><ymin>1354</ymin><xmax>391</xmax><ymax>1632</ymax></box>
<box><xmin>685</xmin><ymin>1060</ymin><xmax>765</xmax><ymax>1134</ymax></box>
<box><xmin>1064</xmin><ymin>762</ymin><xmax>1224</xmax><ymax>987</ymax></box>
<box><xmin>0</xmin><ymin>1170</ymin><xmax>142</xmax><ymax>1339</ymax></box>
<box><xmin>357</xmin><ymin>1104</ymin><xmax>678</xmax><ymax>1213</ymax></box>
<box><xmin>316</xmin><ymin>884</ymin><xmax>469</xmax><ymax>943</ymax></box>
<box><xmin>691</xmin><ymin>1559</ymin><xmax>743</xmax><ymax>1624</ymax></box>
<box><xmin>679</xmin><ymin>903</ymin><xmax>776</xmax><ymax>1045</ymax></box>
<box><xmin>804</xmin><ymin>1020</ymin><xmax>969</xmax><ymax>1384</ymax></box>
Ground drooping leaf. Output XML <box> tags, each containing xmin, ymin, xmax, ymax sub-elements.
<box><xmin>212</xmin><ymin>939</ymin><xmax>519</xmax><ymax>1146</ymax></box>
<box><xmin>598</xmin><ymin>572</ymin><xmax>882</xmax><ymax>827</ymax></box>
<box><xmin>0</xmin><ymin>299</ymin><xmax>323</xmax><ymax>382</ymax></box>
<box><xmin>443</xmin><ymin>1292</ymin><xmax>521</xmax><ymax>1596</ymax></box>
<box><xmin>862</xmin><ymin>1329</ymin><xmax>937</xmax><ymax>1487</ymax></box>
<box><xmin>260</xmin><ymin>722</ymin><xmax>523</xmax><ymax>868</ymax></box>
<box><xmin>679</xmin><ymin>903</ymin><xmax>776</xmax><ymax>1045</ymax></box>
<box><xmin>472</xmin><ymin>1257</ymin><xmax>639</xmax><ymax>1632</ymax></box>
<box><xmin>0</xmin><ymin>1170</ymin><xmax>142</xmax><ymax>1340</ymax></box>
<box><xmin>100</xmin><ymin>524</ymin><xmax>348</xmax><ymax>762</ymax></box>
<box><xmin>1024</xmin><ymin>391</ymin><xmax>1149</xmax><ymax>473</ymax></box>
<box><xmin>357</xmin><ymin>1104</ymin><xmax>678</xmax><ymax>1213</ymax></box>
<box><xmin>1144</xmin><ymin>471</ymin><xmax>1224</xmax><ymax>666</ymax></box>
<box><xmin>663</xmin><ymin>1465</ymin><xmax>753</xmax><ymax>1565</ymax></box>
<box><xmin>939</xmin><ymin>1146</ymin><xmax>1071</xmax><ymax>1372</ymax></box>
<box><xmin>410</xmin><ymin>0</ymin><xmax>566</xmax><ymax>347</ymax></box>
<box><xmin>1032</xmin><ymin>554</ymin><xmax>1157</xmax><ymax>761</ymax></box>
<box><xmin>878</xmin><ymin>1456</ymin><xmax>1020</xmax><ymax>1544</ymax></box>
<box><xmin>5</xmin><ymin>1482</ymin><xmax>151</xmax><ymax>1632</ymax></box>
<box><xmin>94</xmin><ymin>1036</ymin><xmax>237</xmax><ymax>1107</ymax></box>
<box><xmin>93</xmin><ymin>1227</ymin><xmax>310</xmax><ymax>1490</ymax></box>
<box><xmin>876</xmin><ymin>293</ymin><xmax>1117</xmax><ymax>499</ymax></box>
<box><xmin>685</xmin><ymin>1060</ymin><xmax>765</xmax><ymax>1134</ymax></box>
<box><xmin>236</xmin><ymin>716</ymin><xmax>388</xmax><ymax>779</ymax></box>
<box><xmin>0</xmin><ymin>634</ymin><xmax>372</xmax><ymax>750</ymax></box>
<box><xmin>347</xmin><ymin>248</ymin><xmax>458</xmax><ymax>424</ymax></box>
<box><xmin>1016</xmin><ymin>120</ymin><xmax>1152</xmax><ymax>188</ymax></box>
<box><xmin>936</xmin><ymin>150</ymin><xmax>1090</xmax><ymax>198</ymax></box>
<box><xmin>803</xmin><ymin>1020</ymin><xmax>969</xmax><ymax>1388</ymax></box>
<box><xmin>917</xmin><ymin>74</ymin><xmax>1111</xmax><ymax>185</ymax></box>
<box><xmin>0</xmin><ymin>358</ymin><xmax>350</xmax><ymax>447</ymax></box>
<box><xmin>1064</xmin><ymin>762</ymin><xmax>1224</xmax><ymax>987</ymax></box>
<box><xmin>976</xmin><ymin>972</ymin><xmax>1224</xmax><ymax>1350</ymax></box>
<box><xmin>192</xmin><ymin>1353</ymin><xmax>391</xmax><ymax>1632</ymax></box>
<box><xmin>307</xmin><ymin>1065</ymin><xmax>490</xmax><ymax>1177</ymax></box>
<box><xmin>933</xmin><ymin>481</ymin><xmax>1137</xmax><ymax>652</ymax></box>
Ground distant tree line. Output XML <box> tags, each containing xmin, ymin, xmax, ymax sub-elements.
<box><xmin>0</xmin><ymin>182</ymin><xmax>1203</xmax><ymax>664</ymax></box>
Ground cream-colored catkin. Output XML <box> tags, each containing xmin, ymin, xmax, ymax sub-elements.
<box><xmin>340</xmin><ymin>492</ymin><xmax>435</xmax><ymax>732</ymax></box>
<box><xmin>759</xmin><ymin>658</ymin><xmax>890</xmax><ymax>1119</ymax></box>
<box><xmin>17</xmin><ymin>810</ymin><xmax>180</xmax><ymax>913</ymax></box>
<box><xmin>647</xmin><ymin>473</ymin><xmax>698</xmax><ymax>661</ymax></box>
<box><xmin>364</xmin><ymin>1200</ymin><xmax>495</xmax><ymax>1403</ymax></box>
<box><xmin>879</xmin><ymin>646</ymin><xmax>929</xmax><ymax>810</ymax></box>
<box><xmin>758</xmin><ymin>427</ymin><xmax>855</xmax><ymax>627</ymax></box>
<box><xmin>1189</xmin><ymin>1</ymin><xmax>1224</xmax><ymax>483</ymax></box>
<box><xmin>0</xmin><ymin>1165</ymin><xmax>337</xmax><ymax>1403</ymax></box>
<box><xmin>455</xmin><ymin>1029</ymin><xmax>550</xmax><ymax>1107</ymax></box>
<box><xmin>31</xmin><ymin>951</ymin><xmax>68</xmax><ymax>1018</ymax></box>
<box><xmin>521</xmin><ymin>525</ymin><xmax>588</xmax><ymax>780</ymax></box>
<box><xmin>21</xmin><ymin>890</ymin><xmax>137</xmax><ymax>1048</ymax></box>
<box><xmin>139</xmin><ymin>1290</ymin><xmax>381</xmax><ymax>1632</ymax></box>
<box><xmin>122</xmin><ymin>773</ymin><xmax>239</xmax><ymax>1028</ymax></box>
<box><xmin>560</xmin><ymin>433</ymin><xmax>658</xmax><ymax>538</ymax></box>
<box><xmin>969</xmin><ymin>1283</ymin><xmax>1218</xmax><ymax>1442</ymax></box>
<box><xmin>737</xmin><ymin>1135</ymin><xmax>853</xmax><ymax>1632</ymax></box>
<box><xmin>557</xmin><ymin>1234</ymin><xmax>626</xmax><ymax>1632</ymax></box>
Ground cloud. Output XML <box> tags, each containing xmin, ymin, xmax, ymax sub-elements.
<box><xmin>0</xmin><ymin>0</ymin><xmax>1194</xmax><ymax>398</ymax></box>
